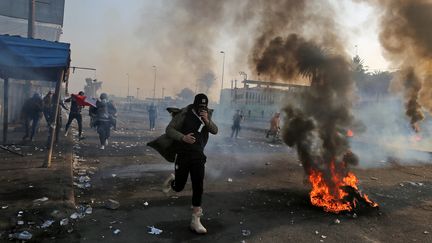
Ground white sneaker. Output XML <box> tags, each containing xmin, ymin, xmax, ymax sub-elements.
<box><xmin>190</xmin><ymin>207</ymin><xmax>207</xmax><ymax>234</ymax></box>
<box><xmin>100</xmin><ymin>145</ymin><xmax>105</xmax><ymax>150</ymax></box>
<box><xmin>162</xmin><ymin>174</ymin><xmax>175</xmax><ymax>194</ymax></box>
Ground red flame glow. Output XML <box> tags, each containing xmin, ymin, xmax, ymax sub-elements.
<box><xmin>309</xmin><ymin>161</ymin><xmax>378</xmax><ymax>213</ymax></box>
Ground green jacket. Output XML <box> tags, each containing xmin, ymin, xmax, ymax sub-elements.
<box><xmin>147</xmin><ymin>105</ymin><xmax>218</xmax><ymax>162</ymax></box>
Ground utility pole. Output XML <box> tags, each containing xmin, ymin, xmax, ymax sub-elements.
<box><xmin>136</xmin><ymin>88</ymin><xmax>139</xmax><ymax>100</ymax></box>
<box><xmin>126</xmin><ymin>73</ymin><xmax>130</xmax><ymax>97</ymax></box>
<box><xmin>28</xmin><ymin>0</ymin><xmax>35</xmax><ymax>38</ymax></box>
<box><xmin>220</xmin><ymin>51</ymin><xmax>225</xmax><ymax>90</ymax></box>
<box><xmin>152</xmin><ymin>65</ymin><xmax>157</xmax><ymax>100</ymax></box>
<box><xmin>162</xmin><ymin>87</ymin><xmax>165</xmax><ymax>99</ymax></box>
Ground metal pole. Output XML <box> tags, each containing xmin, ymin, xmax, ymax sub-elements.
<box><xmin>162</xmin><ymin>87</ymin><xmax>165</xmax><ymax>99</ymax></box>
<box><xmin>3</xmin><ymin>78</ymin><xmax>9</xmax><ymax>144</ymax></box>
<box><xmin>127</xmin><ymin>73</ymin><xmax>130</xmax><ymax>97</ymax></box>
<box><xmin>220</xmin><ymin>51</ymin><xmax>225</xmax><ymax>90</ymax></box>
<box><xmin>152</xmin><ymin>66</ymin><xmax>157</xmax><ymax>100</ymax></box>
<box><xmin>28</xmin><ymin>0</ymin><xmax>35</xmax><ymax>38</ymax></box>
<box><xmin>44</xmin><ymin>71</ymin><xmax>64</xmax><ymax>168</ymax></box>
<box><xmin>136</xmin><ymin>88</ymin><xmax>139</xmax><ymax>100</ymax></box>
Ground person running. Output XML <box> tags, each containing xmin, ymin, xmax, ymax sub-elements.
<box><xmin>21</xmin><ymin>93</ymin><xmax>43</xmax><ymax>141</ymax></box>
<box><xmin>64</xmin><ymin>91</ymin><xmax>85</xmax><ymax>139</ymax></box>
<box><xmin>95</xmin><ymin>93</ymin><xmax>116</xmax><ymax>149</ymax></box>
<box><xmin>162</xmin><ymin>93</ymin><xmax>218</xmax><ymax>234</ymax></box>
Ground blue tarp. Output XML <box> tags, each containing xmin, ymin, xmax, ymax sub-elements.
<box><xmin>0</xmin><ymin>34</ymin><xmax>70</xmax><ymax>81</ymax></box>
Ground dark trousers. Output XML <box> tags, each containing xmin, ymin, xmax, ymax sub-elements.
<box><xmin>149</xmin><ymin>116</ymin><xmax>156</xmax><ymax>129</ymax></box>
<box><xmin>171</xmin><ymin>155</ymin><xmax>205</xmax><ymax>207</ymax></box>
<box><xmin>231</xmin><ymin>125</ymin><xmax>240</xmax><ymax>138</ymax></box>
<box><xmin>65</xmin><ymin>113</ymin><xmax>82</xmax><ymax>136</ymax></box>
<box><xmin>43</xmin><ymin>108</ymin><xmax>52</xmax><ymax>126</ymax></box>
<box><xmin>97</xmin><ymin>121</ymin><xmax>111</xmax><ymax>145</ymax></box>
<box><xmin>24</xmin><ymin>115</ymin><xmax>40</xmax><ymax>140</ymax></box>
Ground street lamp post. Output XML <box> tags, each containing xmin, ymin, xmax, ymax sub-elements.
<box><xmin>220</xmin><ymin>51</ymin><xmax>225</xmax><ymax>91</ymax></box>
<box><xmin>126</xmin><ymin>73</ymin><xmax>130</xmax><ymax>98</ymax></box>
<box><xmin>152</xmin><ymin>65</ymin><xmax>157</xmax><ymax>100</ymax></box>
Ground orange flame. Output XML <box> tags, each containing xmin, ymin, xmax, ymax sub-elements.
<box><xmin>347</xmin><ymin>129</ymin><xmax>354</xmax><ymax>137</ymax></box>
<box><xmin>309</xmin><ymin>161</ymin><xmax>378</xmax><ymax>213</ymax></box>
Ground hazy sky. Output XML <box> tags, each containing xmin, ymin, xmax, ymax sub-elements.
<box><xmin>61</xmin><ymin>0</ymin><xmax>389</xmax><ymax>101</ymax></box>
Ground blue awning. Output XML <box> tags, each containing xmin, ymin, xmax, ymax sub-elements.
<box><xmin>0</xmin><ymin>34</ymin><xmax>70</xmax><ymax>82</ymax></box>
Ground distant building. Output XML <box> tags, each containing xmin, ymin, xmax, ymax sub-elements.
<box><xmin>219</xmin><ymin>79</ymin><xmax>308</xmax><ymax>120</ymax></box>
<box><xmin>84</xmin><ymin>78</ymin><xmax>102</xmax><ymax>98</ymax></box>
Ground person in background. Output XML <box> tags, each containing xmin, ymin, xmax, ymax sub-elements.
<box><xmin>42</xmin><ymin>90</ymin><xmax>53</xmax><ymax>127</ymax></box>
<box><xmin>162</xmin><ymin>93</ymin><xmax>218</xmax><ymax>234</ymax></box>
<box><xmin>266</xmin><ymin>112</ymin><xmax>281</xmax><ymax>138</ymax></box>
<box><xmin>148</xmin><ymin>103</ymin><xmax>157</xmax><ymax>131</ymax></box>
<box><xmin>22</xmin><ymin>93</ymin><xmax>43</xmax><ymax>141</ymax></box>
<box><xmin>109</xmin><ymin>100</ymin><xmax>118</xmax><ymax>131</ymax></box>
<box><xmin>231</xmin><ymin>110</ymin><xmax>242</xmax><ymax>138</ymax></box>
<box><xmin>64</xmin><ymin>91</ymin><xmax>85</xmax><ymax>139</ymax></box>
<box><xmin>95</xmin><ymin>93</ymin><xmax>116</xmax><ymax>149</ymax></box>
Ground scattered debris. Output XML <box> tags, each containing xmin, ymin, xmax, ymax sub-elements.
<box><xmin>17</xmin><ymin>220</ymin><xmax>24</xmax><ymax>225</ymax></box>
<box><xmin>78</xmin><ymin>176</ymin><xmax>91</xmax><ymax>183</ymax></box>
<box><xmin>1</xmin><ymin>205</ymin><xmax>8</xmax><ymax>209</ymax></box>
<box><xmin>147</xmin><ymin>226</ymin><xmax>163</xmax><ymax>235</ymax></box>
<box><xmin>10</xmin><ymin>231</ymin><xmax>32</xmax><ymax>240</ymax></box>
<box><xmin>352</xmin><ymin>213</ymin><xmax>358</xmax><ymax>219</ymax></box>
<box><xmin>41</xmin><ymin>220</ymin><xmax>55</xmax><ymax>229</ymax></box>
<box><xmin>143</xmin><ymin>202</ymin><xmax>149</xmax><ymax>206</ymax></box>
<box><xmin>112</xmin><ymin>174</ymin><xmax>117</xmax><ymax>178</ymax></box>
<box><xmin>60</xmin><ymin>218</ymin><xmax>69</xmax><ymax>226</ymax></box>
<box><xmin>334</xmin><ymin>219</ymin><xmax>340</xmax><ymax>224</ymax></box>
<box><xmin>113</xmin><ymin>229</ymin><xmax>121</xmax><ymax>235</ymax></box>
<box><xmin>85</xmin><ymin>207</ymin><xmax>93</xmax><ymax>214</ymax></box>
<box><xmin>406</xmin><ymin>181</ymin><xmax>424</xmax><ymax>186</ymax></box>
<box><xmin>105</xmin><ymin>199</ymin><xmax>120</xmax><ymax>210</ymax></box>
<box><xmin>321</xmin><ymin>235</ymin><xmax>327</xmax><ymax>239</ymax></box>
<box><xmin>73</xmin><ymin>182</ymin><xmax>90</xmax><ymax>189</ymax></box>
<box><xmin>424</xmin><ymin>231</ymin><xmax>430</xmax><ymax>234</ymax></box>
<box><xmin>50</xmin><ymin>210</ymin><xmax>61</xmax><ymax>218</ymax></box>
<box><xmin>33</xmin><ymin>197</ymin><xmax>49</xmax><ymax>204</ymax></box>
<box><xmin>70</xmin><ymin>213</ymin><xmax>79</xmax><ymax>220</ymax></box>
<box><xmin>370</xmin><ymin>177</ymin><xmax>378</xmax><ymax>180</ymax></box>
<box><xmin>315</xmin><ymin>231</ymin><xmax>319</xmax><ymax>235</ymax></box>
<box><xmin>227</xmin><ymin>178</ymin><xmax>233</xmax><ymax>182</ymax></box>
<box><xmin>242</xmin><ymin>229</ymin><xmax>251</xmax><ymax>236</ymax></box>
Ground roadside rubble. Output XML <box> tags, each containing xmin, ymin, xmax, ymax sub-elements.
<box><xmin>9</xmin><ymin>231</ymin><xmax>32</xmax><ymax>240</ymax></box>
<box><xmin>105</xmin><ymin>199</ymin><xmax>120</xmax><ymax>210</ymax></box>
<box><xmin>147</xmin><ymin>226</ymin><xmax>163</xmax><ymax>235</ymax></box>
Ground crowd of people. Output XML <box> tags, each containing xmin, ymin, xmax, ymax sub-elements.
<box><xmin>21</xmin><ymin>90</ymin><xmax>117</xmax><ymax>149</ymax></box>
<box><xmin>20</xmin><ymin>90</ymin><xmax>282</xmax><ymax>235</ymax></box>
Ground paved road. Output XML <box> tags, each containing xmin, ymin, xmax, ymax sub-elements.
<box><xmin>56</xmin><ymin>110</ymin><xmax>432</xmax><ymax>242</ymax></box>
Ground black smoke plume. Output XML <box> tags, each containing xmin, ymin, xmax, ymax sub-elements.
<box><xmin>365</xmin><ymin>0</ymin><xmax>432</xmax><ymax>131</ymax></box>
<box><xmin>253</xmin><ymin>34</ymin><xmax>357</xmax><ymax>176</ymax></box>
